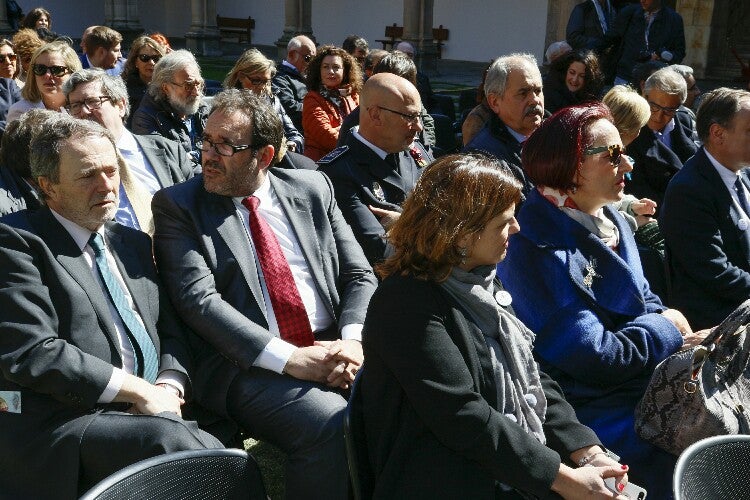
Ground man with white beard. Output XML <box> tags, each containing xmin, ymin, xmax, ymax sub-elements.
<box><xmin>131</xmin><ymin>50</ymin><xmax>209</xmax><ymax>162</ymax></box>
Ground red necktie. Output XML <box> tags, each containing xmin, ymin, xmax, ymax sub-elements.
<box><xmin>242</xmin><ymin>196</ymin><xmax>314</xmax><ymax>347</ymax></box>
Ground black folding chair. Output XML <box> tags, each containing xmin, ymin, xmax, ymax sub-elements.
<box><xmin>673</xmin><ymin>434</ymin><xmax>750</xmax><ymax>500</ymax></box>
<box><xmin>343</xmin><ymin>368</ymin><xmax>374</xmax><ymax>500</ymax></box>
<box><xmin>79</xmin><ymin>448</ymin><xmax>267</xmax><ymax>500</ymax></box>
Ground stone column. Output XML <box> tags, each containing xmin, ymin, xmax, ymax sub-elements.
<box><xmin>275</xmin><ymin>0</ymin><xmax>314</xmax><ymax>60</ymax></box>
<box><xmin>675</xmin><ymin>0</ymin><xmax>715</xmax><ymax>78</ymax></box>
<box><xmin>403</xmin><ymin>0</ymin><xmax>436</xmax><ymax>71</ymax></box>
<box><xmin>0</xmin><ymin>1</ymin><xmax>12</xmax><ymax>36</ymax></box>
<box><xmin>185</xmin><ymin>0</ymin><xmax>221</xmax><ymax>56</ymax></box>
<box><xmin>104</xmin><ymin>0</ymin><xmax>144</xmax><ymax>48</ymax></box>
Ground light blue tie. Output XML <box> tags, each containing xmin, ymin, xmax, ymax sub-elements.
<box><xmin>89</xmin><ymin>233</ymin><xmax>158</xmax><ymax>382</ymax></box>
<box><xmin>736</xmin><ymin>176</ymin><xmax>750</xmax><ymax>221</ymax></box>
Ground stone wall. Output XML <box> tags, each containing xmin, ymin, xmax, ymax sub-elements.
<box><xmin>676</xmin><ymin>0</ymin><xmax>714</xmax><ymax>78</ymax></box>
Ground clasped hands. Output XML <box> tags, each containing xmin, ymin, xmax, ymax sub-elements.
<box><xmin>283</xmin><ymin>339</ymin><xmax>363</xmax><ymax>389</ymax></box>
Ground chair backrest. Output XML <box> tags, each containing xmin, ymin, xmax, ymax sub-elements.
<box><xmin>79</xmin><ymin>448</ymin><xmax>267</xmax><ymax>500</ymax></box>
<box><xmin>343</xmin><ymin>368</ymin><xmax>374</xmax><ymax>500</ymax></box>
<box><xmin>431</xmin><ymin>113</ymin><xmax>459</xmax><ymax>155</ymax></box>
<box><xmin>673</xmin><ymin>434</ymin><xmax>750</xmax><ymax>500</ymax></box>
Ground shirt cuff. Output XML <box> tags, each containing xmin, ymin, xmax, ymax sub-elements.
<box><xmin>155</xmin><ymin>370</ymin><xmax>187</xmax><ymax>398</ymax></box>
<box><xmin>253</xmin><ymin>337</ymin><xmax>297</xmax><ymax>374</ymax></box>
<box><xmin>98</xmin><ymin>367</ymin><xmax>125</xmax><ymax>403</ymax></box>
<box><xmin>341</xmin><ymin>323</ymin><xmax>363</xmax><ymax>342</ymax></box>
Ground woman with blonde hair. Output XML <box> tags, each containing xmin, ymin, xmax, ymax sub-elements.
<box><xmin>7</xmin><ymin>41</ymin><xmax>82</xmax><ymax>123</ymax></box>
<box><xmin>224</xmin><ymin>48</ymin><xmax>303</xmax><ymax>152</ymax></box>
<box><xmin>121</xmin><ymin>36</ymin><xmax>166</xmax><ymax>126</ymax></box>
<box><xmin>603</xmin><ymin>85</ymin><xmax>651</xmax><ymax>147</ymax></box>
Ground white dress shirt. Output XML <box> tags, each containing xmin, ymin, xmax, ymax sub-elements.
<box><xmin>233</xmin><ymin>175</ymin><xmax>363</xmax><ymax>373</ymax></box>
<box><xmin>51</xmin><ymin>210</ymin><xmax>185</xmax><ymax>401</ymax></box>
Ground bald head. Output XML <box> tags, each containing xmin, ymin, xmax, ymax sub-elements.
<box><xmin>360</xmin><ymin>73</ymin><xmax>423</xmax><ymax>153</ymax></box>
<box><xmin>395</xmin><ymin>41</ymin><xmax>415</xmax><ymax>59</ymax></box>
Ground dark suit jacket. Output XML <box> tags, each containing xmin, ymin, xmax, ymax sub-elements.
<box><xmin>276</xmin><ymin>150</ymin><xmax>318</xmax><ymax>170</ymax></box>
<box><xmin>626</xmin><ymin>112</ymin><xmax>697</xmax><ymax>211</ymax></box>
<box><xmin>151</xmin><ymin>169</ymin><xmax>377</xmax><ymax>418</ymax></box>
<box><xmin>272</xmin><ymin>62</ymin><xmax>307</xmax><ymax>132</ymax></box>
<box><xmin>0</xmin><ymin>208</ymin><xmax>192</xmax><ymax>499</ymax></box>
<box><xmin>132</xmin><ymin>132</ymin><xmax>196</xmax><ymax>187</ymax></box>
<box><xmin>130</xmin><ymin>92</ymin><xmax>208</xmax><ymax>157</ymax></box>
<box><xmin>362</xmin><ymin>273</ymin><xmax>601</xmax><ymax>499</ymax></box>
<box><xmin>319</xmin><ymin>132</ymin><xmax>430</xmax><ymax>265</ymax></box>
<box><xmin>0</xmin><ymin>77</ymin><xmax>21</xmax><ymax>135</ymax></box>
<box><xmin>661</xmin><ymin>148</ymin><xmax>750</xmax><ymax>329</ymax></box>
<box><xmin>0</xmin><ymin>165</ymin><xmax>40</xmax><ymax>216</ymax></box>
<box><xmin>566</xmin><ymin>0</ymin><xmax>610</xmax><ymax>51</ymax></box>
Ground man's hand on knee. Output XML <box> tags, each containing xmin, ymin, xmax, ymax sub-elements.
<box><xmin>283</xmin><ymin>345</ymin><xmax>332</xmax><ymax>383</ymax></box>
<box><xmin>114</xmin><ymin>374</ymin><xmax>185</xmax><ymax>416</ymax></box>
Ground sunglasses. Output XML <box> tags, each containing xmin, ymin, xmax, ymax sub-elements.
<box><xmin>32</xmin><ymin>64</ymin><xmax>68</xmax><ymax>77</ymax></box>
<box><xmin>648</xmin><ymin>100</ymin><xmax>679</xmax><ymax>117</ymax></box>
<box><xmin>137</xmin><ymin>53</ymin><xmax>161</xmax><ymax>64</ymax></box>
<box><xmin>242</xmin><ymin>74</ymin><xmax>271</xmax><ymax>86</ymax></box>
<box><xmin>303</xmin><ymin>54</ymin><xmax>312</xmax><ymax>62</ymax></box>
<box><xmin>0</xmin><ymin>53</ymin><xmax>16</xmax><ymax>63</ymax></box>
<box><xmin>584</xmin><ymin>144</ymin><xmax>623</xmax><ymax>168</ymax></box>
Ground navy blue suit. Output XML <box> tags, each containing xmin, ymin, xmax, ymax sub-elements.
<box><xmin>661</xmin><ymin>147</ymin><xmax>750</xmax><ymax>329</ymax></box>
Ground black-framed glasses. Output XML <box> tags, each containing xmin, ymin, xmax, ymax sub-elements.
<box><xmin>0</xmin><ymin>53</ymin><xmax>17</xmax><ymax>63</ymax></box>
<box><xmin>65</xmin><ymin>96</ymin><xmax>112</xmax><ymax>114</ymax></box>
<box><xmin>32</xmin><ymin>64</ymin><xmax>69</xmax><ymax>77</ymax></box>
<box><xmin>241</xmin><ymin>73</ymin><xmax>271</xmax><ymax>86</ymax></box>
<box><xmin>196</xmin><ymin>137</ymin><xmax>258</xmax><ymax>157</ymax></box>
<box><xmin>137</xmin><ymin>53</ymin><xmax>161</xmax><ymax>64</ymax></box>
<box><xmin>648</xmin><ymin>100</ymin><xmax>679</xmax><ymax>117</ymax></box>
<box><xmin>169</xmin><ymin>80</ymin><xmax>205</xmax><ymax>92</ymax></box>
<box><xmin>376</xmin><ymin>105</ymin><xmax>424</xmax><ymax>126</ymax></box>
<box><xmin>303</xmin><ymin>54</ymin><xmax>313</xmax><ymax>62</ymax></box>
<box><xmin>584</xmin><ymin>144</ymin><xmax>623</xmax><ymax>168</ymax></box>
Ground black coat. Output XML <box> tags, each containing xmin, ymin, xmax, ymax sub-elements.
<box><xmin>0</xmin><ymin>165</ymin><xmax>40</xmax><ymax>216</ymax></box>
<box><xmin>130</xmin><ymin>92</ymin><xmax>208</xmax><ymax>158</ymax></box>
<box><xmin>271</xmin><ymin>62</ymin><xmax>307</xmax><ymax>132</ymax></box>
<box><xmin>362</xmin><ymin>274</ymin><xmax>601</xmax><ymax>499</ymax></box>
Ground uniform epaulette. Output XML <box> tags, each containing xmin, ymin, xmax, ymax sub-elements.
<box><xmin>317</xmin><ymin>145</ymin><xmax>349</xmax><ymax>165</ymax></box>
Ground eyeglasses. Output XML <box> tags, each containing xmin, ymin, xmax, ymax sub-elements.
<box><xmin>584</xmin><ymin>144</ymin><xmax>623</xmax><ymax>168</ymax></box>
<box><xmin>303</xmin><ymin>54</ymin><xmax>313</xmax><ymax>62</ymax></box>
<box><xmin>0</xmin><ymin>53</ymin><xmax>17</xmax><ymax>63</ymax></box>
<box><xmin>32</xmin><ymin>64</ymin><xmax>69</xmax><ymax>77</ymax></box>
<box><xmin>169</xmin><ymin>80</ymin><xmax>205</xmax><ymax>92</ymax></box>
<box><xmin>137</xmin><ymin>53</ymin><xmax>161</xmax><ymax>64</ymax></box>
<box><xmin>376</xmin><ymin>105</ymin><xmax>425</xmax><ymax>126</ymax></box>
<box><xmin>196</xmin><ymin>137</ymin><xmax>258</xmax><ymax>157</ymax></box>
<box><xmin>648</xmin><ymin>100</ymin><xmax>680</xmax><ymax>117</ymax></box>
<box><xmin>65</xmin><ymin>95</ymin><xmax>112</xmax><ymax>114</ymax></box>
<box><xmin>241</xmin><ymin>74</ymin><xmax>271</xmax><ymax>86</ymax></box>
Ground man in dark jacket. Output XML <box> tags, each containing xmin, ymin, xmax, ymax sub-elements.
<box><xmin>131</xmin><ymin>50</ymin><xmax>208</xmax><ymax>162</ymax></box>
<box><xmin>463</xmin><ymin>53</ymin><xmax>544</xmax><ymax>199</ymax></box>
<box><xmin>272</xmin><ymin>35</ymin><xmax>316</xmax><ymax>132</ymax></box>
<box><xmin>606</xmin><ymin>0</ymin><xmax>685</xmax><ymax>85</ymax></box>
<box><xmin>566</xmin><ymin>0</ymin><xmax>616</xmax><ymax>52</ymax></box>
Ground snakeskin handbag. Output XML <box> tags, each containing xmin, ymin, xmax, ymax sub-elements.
<box><xmin>634</xmin><ymin>299</ymin><xmax>750</xmax><ymax>456</ymax></box>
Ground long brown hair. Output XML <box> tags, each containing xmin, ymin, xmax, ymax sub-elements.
<box><xmin>305</xmin><ymin>45</ymin><xmax>362</xmax><ymax>94</ymax></box>
<box><xmin>378</xmin><ymin>154</ymin><xmax>522</xmax><ymax>282</ymax></box>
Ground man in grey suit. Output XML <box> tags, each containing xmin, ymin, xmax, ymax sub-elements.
<box><xmin>152</xmin><ymin>89</ymin><xmax>377</xmax><ymax>499</ymax></box>
<box><xmin>63</xmin><ymin>69</ymin><xmax>195</xmax><ymax>231</ymax></box>
<box><xmin>0</xmin><ymin>116</ymin><xmax>221</xmax><ymax>499</ymax></box>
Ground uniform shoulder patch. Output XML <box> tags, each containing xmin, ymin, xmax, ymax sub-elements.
<box><xmin>317</xmin><ymin>145</ymin><xmax>349</xmax><ymax>165</ymax></box>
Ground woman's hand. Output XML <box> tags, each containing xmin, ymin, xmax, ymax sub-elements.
<box><xmin>630</xmin><ymin>198</ymin><xmax>657</xmax><ymax>217</ymax></box>
<box><xmin>551</xmin><ymin>463</ymin><xmax>629</xmax><ymax>499</ymax></box>
<box><xmin>661</xmin><ymin>308</ymin><xmax>693</xmax><ymax>335</ymax></box>
<box><xmin>681</xmin><ymin>328</ymin><xmax>712</xmax><ymax>349</ymax></box>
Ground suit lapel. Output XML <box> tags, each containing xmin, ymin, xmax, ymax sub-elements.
<box><xmin>133</xmin><ymin>135</ymin><xmax>172</xmax><ymax>188</ymax></box>
<box><xmin>269</xmin><ymin>172</ymin><xmax>334</xmax><ymax>315</ymax></box>
<box><xmin>34</xmin><ymin>209</ymin><xmax>122</xmax><ymax>351</ymax></box>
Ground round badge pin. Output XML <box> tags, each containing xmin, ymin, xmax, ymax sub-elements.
<box><xmin>740</xmin><ymin>219</ymin><xmax>748</xmax><ymax>231</ymax></box>
<box><xmin>495</xmin><ymin>290</ymin><xmax>512</xmax><ymax>307</ymax></box>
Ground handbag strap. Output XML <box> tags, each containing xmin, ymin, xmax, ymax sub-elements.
<box><xmin>701</xmin><ymin>298</ymin><xmax>750</xmax><ymax>347</ymax></box>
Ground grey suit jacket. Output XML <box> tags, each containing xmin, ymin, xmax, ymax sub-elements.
<box><xmin>152</xmin><ymin>169</ymin><xmax>377</xmax><ymax>416</ymax></box>
<box><xmin>0</xmin><ymin>207</ymin><xmax>192</xmax><ymax>499</ymax></box>
<box><xmin>132</xmin><ymin>133</ymin><xmax>196</xmax><ymax>187</ymax></box>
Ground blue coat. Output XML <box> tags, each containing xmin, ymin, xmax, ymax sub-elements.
<box><xmin>498</xmin><ymin>189</ymin><xmax>683</xmax><ymax>498</ymax></box>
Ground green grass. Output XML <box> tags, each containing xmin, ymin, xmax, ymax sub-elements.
<box><xmin>196</xmin><ymin>56</ymin><xmax>235</xmax><ymax>83</ymax></box>
<box><xmin>245</xmin><ymin>438</ymin><xmax>287</xmax><ymax>499</ymax></box>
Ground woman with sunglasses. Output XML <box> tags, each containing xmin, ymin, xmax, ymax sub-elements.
<box><xmin>497</xmin><ymin>103</ymin><xmax>707</xmax><ymax>499</ymax></box>
<box><xmin>121</xmin><ymin>36</ymin><xmax>165</xmax><ymax>128</ymax></box>
<box><xmin>7</xmin><ymin>41</ymin><xmax>81</xmax><ymax>123</ymax></box>
<box><xmin>0</xmin><ymin>40</ymin><xmax>22</xmax><ymax>88</ymax></box>
<box><xmin>302</xmin><ymin>45</ymin><xmax>362</xmax><ymax>161</ymax></box>
<box><xmin>224</xmin><ymin>48</ymin><xmax>304</xmax><ymax>153</ymax></box>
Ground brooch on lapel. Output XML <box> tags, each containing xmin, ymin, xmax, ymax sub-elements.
<box><xmin>409</xmin><ymin>146</ymin><xmax>428</xmax><ymax>168</ymax></box>
<box><xmin>372</xmin><ymin>181</ymin><xmax>386</xmax><ymax>203</ymax></box>
<box><xmin>583</xmin><ymin>258</ymin><xmax>602</xmax><ymax>289</ymax></box>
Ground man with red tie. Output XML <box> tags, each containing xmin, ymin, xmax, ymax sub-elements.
<box><xmin>152</xmin><ymin>89</ymin><xmax>377</xmax><ymax>499</ymax></box>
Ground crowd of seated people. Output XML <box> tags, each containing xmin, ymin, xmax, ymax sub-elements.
<box><xmin>1</xmin><ymin>2</ymin><xmax>750</xmax><ymax>499</ymax></box>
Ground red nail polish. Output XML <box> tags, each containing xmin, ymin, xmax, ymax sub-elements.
<box><xmin>621</xmin><ymin>464</ymin><xmax>628</xmax><ymax>470</ymax></box>
<box><xmin>617</xmin><ymin>483</ymin><xmax>625</xmax><ymax>492</ymax></box>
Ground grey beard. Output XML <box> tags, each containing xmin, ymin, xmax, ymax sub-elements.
<box><xmin>168</xmin><ymin>95</ymin><xmax>201</xmax><ymax>116</ymax></box>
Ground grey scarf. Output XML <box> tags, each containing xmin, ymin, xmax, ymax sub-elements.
<box><xmin>441</xmin><ymin>265</ymin><xmax>547</xmax><ymax>443</ymax></box>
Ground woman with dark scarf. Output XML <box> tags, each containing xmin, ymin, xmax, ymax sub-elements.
<box><xmin>362</xmin><ymin>153</ymin><xmax>630</xmax><ymax>499</ymax></box>
<box><xmin>302</xmin><ymin>45</ymin><xmax>361</xmax><ymax>161</ymax></box>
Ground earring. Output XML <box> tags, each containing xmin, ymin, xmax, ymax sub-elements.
<box><xmin>458</xmin><ymin>247</ymin><xmax>467</xmax><ymax>265</ymax></box>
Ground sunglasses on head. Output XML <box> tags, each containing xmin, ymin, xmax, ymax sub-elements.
<box><xmin>584</xmin><ymin>144</ymin><xmax>623</xmax><ymax>168</ymax></box>
<box><xmin>0</xmin><ymin>53</ymin><xmax>16</xmax><ymax>63</ymax></box>
<box><xmin>32</xmin><ymin>64</ymin><xmax>68</xmax><ymax>77</ymax></box>
<box><xmin>137</xmin><ymin>53</ymin><xmax>161</xmax><ymax>64</ymax></box>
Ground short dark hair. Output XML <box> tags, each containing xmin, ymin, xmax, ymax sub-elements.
<box><xmin>209</xmin><ymin>89</ymin><xmax>284</xmax><ymax>165</ymax></box>
<box><xmin>523</xmin><ymin>102</ymin><xmax>613</xmax><ymax>191</ymax></box>
<box><xmin>373</xmin><ymin>51</ymin><xmax>417</xmax><ymax>85</ymax></box>
<box><xmin>85</xmin><ymin>26</ymin><xmax>122</xmax><ymax>52</ymax></box>
<box><xmin>0</xmin><ymin>109</ymin><xmax>58</xmax><ymax>178</ymax></box>
<box><xmin>342</xmin><ymin>35</ymin><xmax>368</xmax><ymax>54</ymax></box>
<box><xmin>696</xmin><ymin>87</ymin><xmax>750</xmax><ymax>143</ymax></box>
